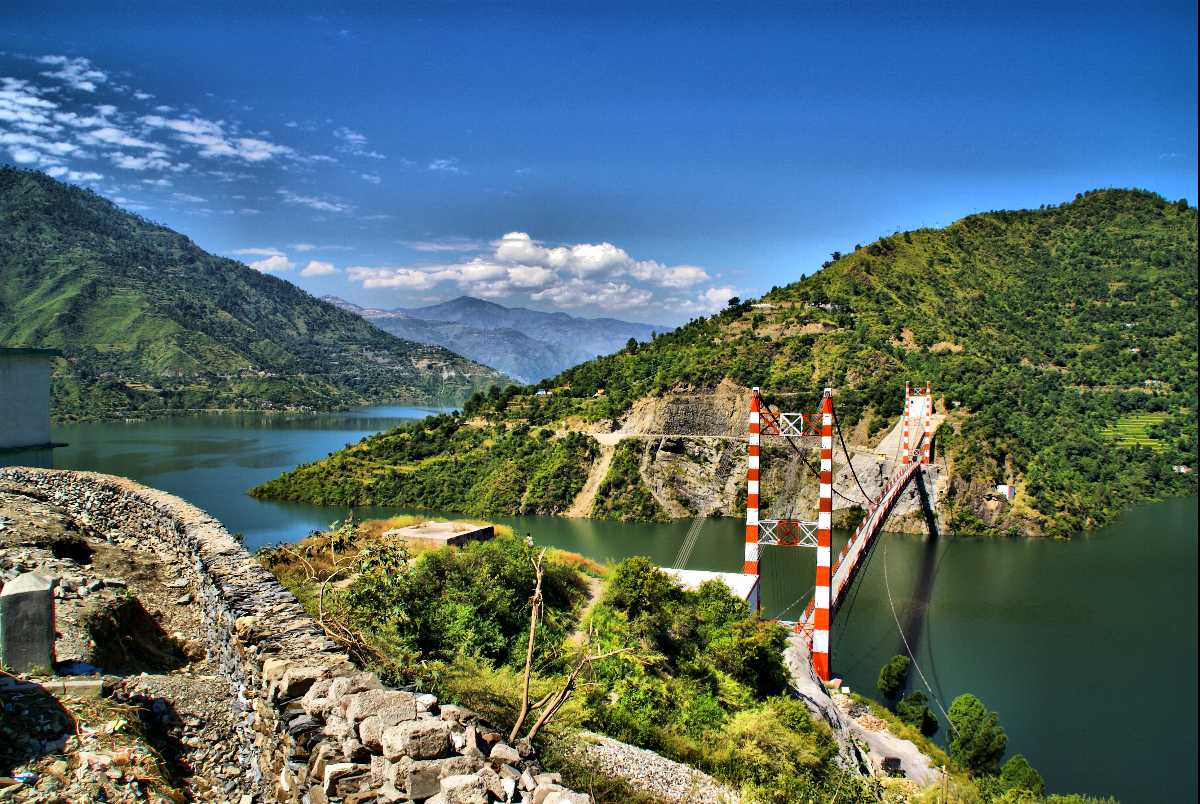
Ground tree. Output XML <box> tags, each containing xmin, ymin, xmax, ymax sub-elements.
<box><xmin>726</xmin><ymin>296</ymin><xmax>741</xmax><ymax>308</ymax></box>
<box><xmin>947</xmin><ymin>693</ymin><xmax>1008</xmax><ymax>775</ymax></box>
<box><xmin>895</xmin><ymin>691</ymin><xmax>937</xmax><ymax>735</ymax></box>
<box><xmin>876</xmin><ymin>654</ymin><xmax>910</xmax><ymax>701</ymax></box>
<box><xmin>999</xmin><ymin>754</ymin><xmax>1045</xmax><ymax>796</ymax></box>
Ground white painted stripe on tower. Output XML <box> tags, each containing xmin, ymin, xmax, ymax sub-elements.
<box><xmin>816</xmin><ymin>546</ymin><xmax>830</xmax><ymax>565</ymax></box>
<box><xmin>821</xmin><ymin>437</ymin><xmax>833</xmax><ymax>451</ymax></box>
<box><xmin>748</xmin><ymin>455</ymin><xmax>759</xmax><ymax>469</ymax></box>
<box><xmin>817</xmin><ymin>511</ymin><xmax>831</xmax><ymax>529</ymax></box>
<box><xmin>819</xmin><ymin>483</ymin><xmax>832</xmax><ymax>498</ymax></box>
<box><xmin>749</xmin><ymin>411</ymin><xmax>760</xmax><ymax>423</ymax></box>
<box><xmin>748</xmin><ymin>434</ymin><xmax>760</xmax><ymax>446</ymax></box>
<box><xmin>820</xmin><ymin>458</ymin><xmax>832</xmax><ymax>471</ymax></box>
<box><xmin>744</xmin><ymin>542</ymin><xmax>759</xmax><ymax>561</ymax></box>
<box><xmin>746</xmin><ymin>509</ymin><xmax>759</xmax><ymax>525</ymax></box>
<box><xmin>815</xmin><ymin>587</ymin><xmax>830</xmax><ymax>608</ymax></box>
<box><xmin>747</xmin><ymin>480</ymin><xmax>759</xmax><ymax>495</ymax></box>
<box><xmin>812</xmin><ymin>631</ymin><xmax>829</xmax><ymax>652</ymax></box>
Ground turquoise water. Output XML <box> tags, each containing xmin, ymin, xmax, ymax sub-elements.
<box><xmin>48</xmin><ymin>408</ymin><xmax>1198</xmax><ymax>803</ymax></box>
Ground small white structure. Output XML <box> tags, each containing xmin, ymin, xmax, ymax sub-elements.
<box><xmin>995</xmin><ymin>484</ymin><xmax>1017</xmax><ymax>501</ymax></box>
<box><xmin>0</xmin><ymin>348</ymin><xmax>60</xmax><ymax>452</ymax></box>
<box><xmin>663</xmin><ymin>568</ymin><xmax>760</xmax><ymax>613</ymax></box>
<box><xmin>1172</xmin><ymin>465</ymin><xmax>1192</xmax><ymax>475</ymax></box>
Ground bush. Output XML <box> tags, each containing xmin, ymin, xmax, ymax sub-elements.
<box><xmin>947</xmin><ymin>693</ymin><xmax>1008</xmax><ymax>775</ymax></box>
<box><xmin>877</xmin><ymin>654</ymin><xmax>910</xmax><ymax>700</ymax></box>
<box><xmin>896</xmin><ymin>691</ymin><xmax>938</xmax><ymax>735</ymax></box>
<box><xmin>999</xmin><ymin>754</ymin><xmax>1046</xmax><ymax>796</ymax></box>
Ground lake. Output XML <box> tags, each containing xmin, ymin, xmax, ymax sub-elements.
<box><xmin>40</xmin><ymin>407</ymin><xmax>1200</xmax><ymax>804</ymax></box>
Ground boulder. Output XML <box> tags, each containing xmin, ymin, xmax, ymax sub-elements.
<box><xmin>441</xmin><ymin>773</ymin><xmax>488</xmax><ymax>804</ymax></box>
<box><xmin>382</xmin><ymin>719</ymin><xmax>452</xmax><ymax>760</ymax></box>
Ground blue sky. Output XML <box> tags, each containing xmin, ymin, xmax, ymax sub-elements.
<box><xmin>2</xmin><ymin>1</ymin><xmax>1195</xmax><ymax>325</ymax></box>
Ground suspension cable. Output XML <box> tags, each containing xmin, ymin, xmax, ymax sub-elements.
<box><xmin>881</xmin><ymin>530</ymin><xmax>957</xmax><ymax>736</ymax></box>
<box><xmin>758</xmin><ymin>400</ymin><xmax>872</xmax><ymax>507</ymax></box>
<box><xmin>833</xmin><ymin>409</ymin><xmax>880</xmax><ymax>507</ymax></box>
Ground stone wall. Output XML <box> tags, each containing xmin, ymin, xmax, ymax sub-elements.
<box><xmin>0</xmin><ymin>467</ymin><xmax>584</xmax><ymax>804</ymax></box>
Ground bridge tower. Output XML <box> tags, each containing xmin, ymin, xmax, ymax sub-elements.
<box><xmin>813</xmin><ymin>389</ymin><xmax>834</xmax><ymax>680</ymax></box>
<box><xmin>743</xmin><ymin>388</ymin><xmax>762</xmax><ymax>576</ymax></box>
<box><xmin>747</xmin><ymin>383</ymin><xmax>937</xmax><ymax>683</ymax></box>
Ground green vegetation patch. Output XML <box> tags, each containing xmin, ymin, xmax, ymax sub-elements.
<box><xmin>1099</xmin><ymin>412</ymin><xmax>1170</xmax><ymax>451</ymax></box>
<box><xmin>251</xmin><ymin>412</ymin><xmax>598</xmax><ymax>516</ymax></box>
<box><xmin>589</xmin><ymin>441</ymin><xmax>669</xmax><ymax>522</ymax></box>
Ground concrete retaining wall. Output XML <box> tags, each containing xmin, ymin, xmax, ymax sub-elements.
<box><xmin>0</xmin><ymin>467</ymin><xmax>583</xmax><ymax>803</ymax></box>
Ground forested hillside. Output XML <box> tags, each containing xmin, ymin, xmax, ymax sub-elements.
<box><xmin>0</xmin><ymin>169</ymin><xmax>504</xmax><ymax>419</ymax></box>
<box><xmin>254</xmin><ymin>190</ymin><xmax>1198</xmax><ymax>536</ymax></box>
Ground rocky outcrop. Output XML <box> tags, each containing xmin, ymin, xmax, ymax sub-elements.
<box><xmin>0</xmin><ymin>467</ymin><xmax>583</xmax><ymax>803</ymax></box>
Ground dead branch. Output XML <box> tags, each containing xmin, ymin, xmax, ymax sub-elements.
<box><xmin>509</xmin><ymin>549</ymin><xmax>546</xmax><ymax>742</ymax></box>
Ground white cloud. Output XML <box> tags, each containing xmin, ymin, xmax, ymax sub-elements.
<box><xmin>532</xmin><ymin>280</ymin><xmax>653</xmax><ymax>310</ymax></box>
<box><xmin>235</xmin><ymin>247</ymin><xmax>285</xmax><ymax>257</ymax></box>
<box><xmin>277</xmin><ymin>189</ymin><xmax>351</xmax><ymax>213</ymax></box>
<box><xmin>360</xmin><ymin>172</ymin><xmax>381</xmax><ymax>184</ymax></box>
<box><xmin>301</xmin><ymin>260</ymin><xmax>337</xmax><ymax>276</ymax></box>
<box><xmin>38</xmin><ymin>55</ymin><xmax>108</xmax><ymax>92</ymax></box>
<box><xmin>334</xmin><ymin>126</ymin><xmax>385</xmax><ymax>159</ymax></box>
<box><xmin>347</xmin><ymin>266</ymin><xmax>442</xmax><ymax>290</ymax></box>
<box><xmin>343</xmin><ymin>230</ymin><xmax>725</xmax><ymax>316</ymax></box>
<box><xmin>399</xmin><ymin>237</ymin><xmax>485</xmax><ymax>253</ymax></box>
<box><xmin>428</xmin><ymin>158</ymin><xmax>463</xmax><ymax>174</ymax></box>
<box><xmin>141</xmin><ymin>114</ymin><xmax>293</xmax><ymax>162</ymax></box>
<box><xmin>79</xmin><ymin>125</ymin><xmax>158</xmax><ymax>149</ymax></box>
<box><xmin>45</xmin><ymin>165</ymin><xmax>102</xmax><ymax>182</ymax></box>
<box><xmin>248</xmin><ymin>254</ymin><xmax>295</xmax><ymax>273</ymax></box>
<box><xmin>290</xmin><ymin>243</ymin><xmax>316</xmax><ymax>252</ymax></box>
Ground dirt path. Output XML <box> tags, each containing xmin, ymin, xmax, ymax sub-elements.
<box><xmin>566</xmin><ymin>443</ymin><xmax>616</xmax><ymax>517</ymax></box>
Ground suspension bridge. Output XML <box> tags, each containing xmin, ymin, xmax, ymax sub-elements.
<box><xmin>666</xmin><ymin>382</ymin><xmax>941</xmax><ymax>684</ymax></box>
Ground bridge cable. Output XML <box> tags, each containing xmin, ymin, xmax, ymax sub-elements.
<box><xmin>881</xmin><ymin>530</ymin><xmax>958</xmax><ymax>737</ymax></box>
<box><xmin>832</xmin><ymin>407</ymin><xmax>881</xmax><ymax>507</ymax></box>
<box><xmin>671</xmin><ymin>512</ymin><xmax>707</xmax><ymax>568</ymax></box>
<box><xmin>757</xmin><ymin>398</ymin><xmax>872</xmax><ymax>508</ymax></box>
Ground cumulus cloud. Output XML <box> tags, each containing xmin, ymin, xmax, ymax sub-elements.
<box><xmin>300</xmin><ymin>260</ymin><xmax>337</xmax><ymax>276</ymax></box>
<box><xmin>248</xmin><ymin>254</ymin><xmax>295</xmax><ymax>273</ymax></box>
<box><xmin>344</xmin><ymin>231</ymin><xmax>725</xmax><ymax>316</ymax></box>
<box><xmin>531</xmin><ymin>279</ymin><xmax>654</xmax><ymax>310</ymax></box>
<box><xmin>38</xmin><ymin>56</ymin><xmax>108</xmax><ymax>92</ymax></box>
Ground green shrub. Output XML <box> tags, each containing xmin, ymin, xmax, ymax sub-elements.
<box><xmin>896</xmin><ymin>690</ymin><xmax>938</xmax><ymax>735</ymax></box>
<box><xmin>948</xmin><ymin>693</ymin><xmax>1008</xmax><ymax>776</ymax></box>
<box><xmin>877</xmin><ymin>654</ymin><xmax>910</xmax><ymax>700</ymax></box>
<box><xmin>999</xmin><ymin>754</ymin><xmax>1046</xmax><ymax>796</ymax></box>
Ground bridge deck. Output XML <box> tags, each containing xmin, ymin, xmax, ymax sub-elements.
<box><xmin>796</xmin><ymin>457</ymin><xmax>922</xmax><ymax>642</ymax></box>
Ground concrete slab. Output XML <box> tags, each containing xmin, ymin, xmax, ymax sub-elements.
<box><xmin>0</xmin><ymin>572</ymin><xmax>57</xmax><ymax>673</ymax></box>
<box><xmin>382</xmin><ymin>521</ymin><xmax>494</xmax><ymax>548</ymax></box>
<box><xmin>662</xmin><ymin>568</ymin><xmax>759</xmax><ymax>611</ymax></box>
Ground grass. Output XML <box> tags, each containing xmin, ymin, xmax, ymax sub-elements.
<box><xmin>1099</xmin><ymin>412</ymin><xmax>1170</xmax><ymax>450</ymax></box>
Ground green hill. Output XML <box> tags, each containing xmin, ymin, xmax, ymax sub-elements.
<box><xmin>0</xmin><ymin>168</ymin><xmax>505</xmax><ymax>419</ymax></box>
<box><xmin>252</xmin><ymin>189</ymin><xmax>1198</xmax><ymax>536</ymax></box>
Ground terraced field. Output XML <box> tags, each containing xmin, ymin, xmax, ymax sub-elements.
<box><xmin>1100</xmin><ymin>412</ymin><xmax>1170</xmax><ymax>450</ymax></box>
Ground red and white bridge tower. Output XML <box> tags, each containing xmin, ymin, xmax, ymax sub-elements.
<box><xmin>743</xmin><ymin>382</ymin><xmax>935</xmax><ymax>681</ymax></box>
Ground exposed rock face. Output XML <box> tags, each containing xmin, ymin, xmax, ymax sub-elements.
<box><xmin>0</xmin><ymin>467</ymin><xmax>582</xmax><ymax>803</ymax></box>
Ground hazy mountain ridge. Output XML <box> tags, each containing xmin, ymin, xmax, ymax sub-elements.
<box><xmin>325</xmin><ymin>294</ymin><xmax>663</xmax><ymax>383</ymax></box>
<box><xmin>0</xmin><ymin>168</ymin><xmax>504</xmax><ymax>419</ymax></box>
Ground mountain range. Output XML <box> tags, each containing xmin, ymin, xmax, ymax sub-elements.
<box><xmin>323</xmin><ymin>295</ymin><xmax>662</xmax><ymax>383</ymax></box>
<box><xmin>0</xmin><ymin>168</ymin><xmax>503</xmax><ymax>420</ymax></box>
